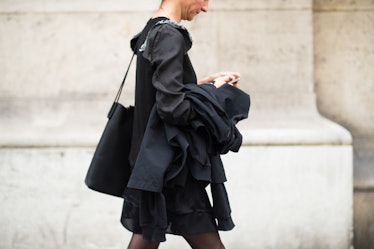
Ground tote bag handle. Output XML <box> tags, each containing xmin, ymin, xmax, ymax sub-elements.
<box><xmin>107</xmin><ymin>52</ymin><xmax>136</xmax><ymax>119</ymax></box>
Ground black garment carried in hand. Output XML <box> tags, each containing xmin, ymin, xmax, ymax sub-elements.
<box><xmin>125</xmin><ymin>83</ymin><xmax>250</xmax><ymax>241</ymax></box>
<box><xmin>127</xmin><ymin>83</ymin><xmax>250</xmax><ymax>192</ymax></box>
<box><xmin>85</xmin><ymin>54</ymin><xmax>135</xmax><ymax>198</ymax></box>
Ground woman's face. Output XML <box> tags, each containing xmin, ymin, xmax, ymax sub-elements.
<box><xmin>181</xmin><ymin>0</ymin><xmax>209</xmax><ymax>21</ymax></box>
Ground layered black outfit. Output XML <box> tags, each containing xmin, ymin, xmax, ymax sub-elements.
<box><xmin>121</xmin><ymin>17</ymin><xmax>250</xmax><ymax>242</ymax></box>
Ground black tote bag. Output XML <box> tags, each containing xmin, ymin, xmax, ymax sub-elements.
<box><xmin>85</xmin><ymin>53</ymin><xmax>135</xmax><ymax>198</ymax></box>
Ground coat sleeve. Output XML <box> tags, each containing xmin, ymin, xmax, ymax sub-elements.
<box><xmin>144</xmin><ymin>25</ymin><xmax>195</xmax><ymax>126</ymax></box>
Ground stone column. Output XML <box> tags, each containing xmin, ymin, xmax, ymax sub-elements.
<box><xmin>0</xmin><ymin>0</ymin><xmax>353</xmax><ymax>248</ymax></box>
<box><xmin>314</xmin><ymin>1</ymin><xmax>374</xmax><ymax>248</ymax></box>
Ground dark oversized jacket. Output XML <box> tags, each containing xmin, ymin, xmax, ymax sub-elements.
<box><xmin>127</xmin><ymin>83</ymin><xmax>250</xmax><ymax>241</ymax></box>
<box><xmin>129</xmin><ymin>18</ymin><xmax>197</xmax><ymax>167</ymax></box>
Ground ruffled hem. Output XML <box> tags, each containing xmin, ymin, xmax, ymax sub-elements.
<box><xmin>121</xmin><ymin>205</ymin><xmax>232</xmax><ymax>242</ymax></box>
<box><xmin>120</xmin><ymin>185</ymin><xmax>235</xmax><ymax>242</ymax></box>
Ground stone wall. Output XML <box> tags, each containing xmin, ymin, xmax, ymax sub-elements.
<box><xmin>0</xmin><ymin>0</ymin><xmax>354</xmax><ymax>248</ymax></box>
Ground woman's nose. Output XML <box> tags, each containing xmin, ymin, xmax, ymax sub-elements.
<box><xmin>202</xmin><ymin>2</ymin><xmax>209</xmax><ymax>12</ymax></box>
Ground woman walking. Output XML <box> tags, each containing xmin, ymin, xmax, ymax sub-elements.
<box><xmin>121</xmin><ymin>0</ymin><xmax>249</xmax><ymax>248</ymax></box>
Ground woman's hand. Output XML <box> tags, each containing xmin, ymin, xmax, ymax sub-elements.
<box><xmin>198</xmin><ymin>72</ymin><xmax>241</xmax><ymax>88</ymax></box>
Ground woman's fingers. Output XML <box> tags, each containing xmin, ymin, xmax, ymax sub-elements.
<box><xmin>198</xmin><ymin>71</ymin><xmax>241</xmax><ymax>86</ymax></box>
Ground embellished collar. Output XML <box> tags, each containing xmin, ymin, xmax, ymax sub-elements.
<box><xmin>131</xmin><ymin>18</ymin><xmax>193</xmax><ymax>53</ymax></box>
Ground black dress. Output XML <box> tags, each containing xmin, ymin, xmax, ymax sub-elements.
<box><xmin>121</xmin><ymin>17</ymin><xmax>236</xmax><ymax>242</ymax></box>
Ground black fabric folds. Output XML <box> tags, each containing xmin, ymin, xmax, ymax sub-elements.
<box><xmin>124</xmin><ymin>83</ymin><xmax>250</xmax><ymax>242</ymax></box>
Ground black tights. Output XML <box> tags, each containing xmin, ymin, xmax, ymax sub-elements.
<box><xmin>127</xmin><ymin>232</ymin><xmax>225</xmax><ymax>249</ymax></box>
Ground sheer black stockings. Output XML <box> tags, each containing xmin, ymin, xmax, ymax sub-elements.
<box><xmin>126</xmin><ymin>232</ymin><xmax>225</xmax><ymax>249</ymax></box>
<box><xmin>184</xmin><ymin>231</ymin><xmax>225</xmax><ymax>249</ymax></box>
<box><xmin>127</xmin><ymin>234</ymin><xmax>160</xmax><ymax>249</ymax></box>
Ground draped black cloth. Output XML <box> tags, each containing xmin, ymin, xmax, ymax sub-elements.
<box><xmin>124</xmin><ymin>83</ymin><xmax>250</xmax><ymax>241</ymax></box>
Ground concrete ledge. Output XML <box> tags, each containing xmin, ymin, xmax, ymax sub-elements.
<box><xmin>0</xmin><ymin>115</ymin><xmax>352</xmax><ymax>148</ymax></box>
<box><xmin>240</xmin><ymin>115</ymin><xmax>352</xmax><ymax>146</ymax></box>
<box><xmin>0</xmin><ymin>102</ymin><xmax>352</xmax><ymax>148</ymax></box>
<box><xmin>0</xmin><ymin>99</ymin><xmax>130</xmax><ymax>148</ymax></box>
<box><xmin>0</xmin><ymin>93</ymin><xmax>352</xmax><ymax>148</ymax></box>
